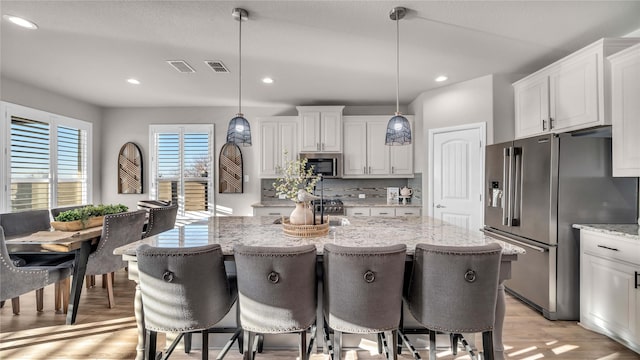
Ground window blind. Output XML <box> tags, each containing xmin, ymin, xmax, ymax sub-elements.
<box><xmin>10</xmin><ymin>117</ymin><xmax>50</xmax><ymax>211</ymax></box>
<box><xmin>56</xmin><ymin>125</ymin><xmax>88</xmax><ymax>206</ymax></box>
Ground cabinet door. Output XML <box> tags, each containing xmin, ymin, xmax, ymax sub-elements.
<box><xmin>279</xmin><ymin>120</ymin><xmax>298</xmax><ymax>166</ymax></box>
<box><xmin>390</xmin><ymin>144</ymin><xmax>413</xmax><ymax>175</ymax></box>
<box><xmin>582</xmin><ymin>253</ymin><xmax>637</xmax><ymax>340</ymax></box>
<box><xmin>515</xmin><ymin>75</ymin><xmax>549</xmax><ymax>138</ymax></box>
<box><xmin>299</xmin><ymin>112</ymin><xmax>320</xmax><ymax>152</ymax></box>
<box><xmin>396</xmin><ymin>208</ymin><xmax>421</xmax><ymax>216</ymax></box>
<box><xmin>343</xmin><ymin>120</ymin><xmax>367</xmax><ymax>176</ymax></box>
<box><xmin>346</xmin><ymin>207</ymin><xmax>370</xmax><ymax>216</ymax></box>
<box><xmin>371</xmin><ymin>208</ymin><xmax>395</xmax><ymax>216</ymax></box>
<box><xmin>611</xmin><ymin>46</ymin><xmax>640</xmax><ymax>176</ymax></box>
<box><xmin>260</xmin><ymin>121</ymin><xmax>279</xmax><ymax>177</ymax></box>
<box><xmin>367</xmin><ymin>121</ymin><xmax>390</xmax><ymax>175</ymax></box>
<box><xmin>320</xmin><ymin>111</ymin><xmax>342</xmax><ymax>152</ymax></box>
<box><xmin>253</xmin><ymin>207</ymin><xmax>291</xmax><ymax>216</ymax></box>
<box><xmin>549</xmin><ymin>52</ymin><xmax>599</xmax><ymax>131</ymax></box>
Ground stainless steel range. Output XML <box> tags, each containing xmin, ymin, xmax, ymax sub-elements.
<box><xmin>313</xmin><ymin>199</ymin><xmax>344</xmax><ymax>216</ymax></box>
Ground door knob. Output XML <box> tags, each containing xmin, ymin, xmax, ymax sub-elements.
<box><xmin>435</xmin><ymin>204</ymin><xmax>446</xmax><ymax>208</ymax></box>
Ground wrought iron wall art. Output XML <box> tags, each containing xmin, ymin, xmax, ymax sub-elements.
<box><xmin>118</xmin><ymin>142</ymin><xmax>143</xmax><ymax>194</ymax></box>
<box><xmin>219</xmin><ymin>143</ymin><xmax>243</xmax><ymax>193</ymax></box>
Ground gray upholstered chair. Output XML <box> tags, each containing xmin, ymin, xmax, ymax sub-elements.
<box><xmin>0</xmin><ymin>226</ymin><xmax>73</xmax><ymax>315</ymax></box>
<box><xmin>323</xmin><ymin>243</ymin><xmax>406</xmax><ymax>360</ymax></box>
<box><xmin>136</xmin><ymin>243</ymin><xmax>239</xmax><ymax>360</ymax></box>
<box><xmin>84</xmin><ymin>210</ymin><xmax>146</xmax><ymax>308</ymax></box>
<box><xmin>142</xmin><ymin>203</ymin><xmax>178</xmax><ymax>238</ymax></box>
<box><xmin>234</xmin><ymin>245</ymin><xmax>317</xmax><ymax>360</ymax></box>
<box><xmin>403</xmin><ymin>243</ymin><xmax>502</xmax><ymax>360</ymax></box>
<box><xmin>0</xmin><ymin>209</ymin><xmax>51</xmax><ymax>236</ymax></box>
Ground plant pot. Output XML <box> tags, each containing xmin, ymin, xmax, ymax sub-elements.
<box><xmin>289</xmin><ymin>202</ymin><xmax>314</xmax><ymax>225</ymax></box>
<box><xmin>51</xmin><ymin>216</ymin><xmax>104</xmax><ymax>231</ymax></box>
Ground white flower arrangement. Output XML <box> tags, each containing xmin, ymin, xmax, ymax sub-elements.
<box><xmin>273</xmin><ymin>152</ymin><xmax>320</xmax><ymax>202</ymax></box>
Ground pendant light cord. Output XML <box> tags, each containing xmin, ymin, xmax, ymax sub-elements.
<box><xmin>395</xmin><ymin>13</ymin><xmax>400</xmax><ymax>115</ymax></box>
<box><xmin>238</xmin><ymin>14</ymin><xmax>242</xmax><ymax>115</ymax></box>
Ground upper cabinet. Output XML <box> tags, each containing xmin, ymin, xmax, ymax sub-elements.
<box><xmin>609</xmin><ymin>43</ymin><xmax>640</xmax><ymax>177</ymax></box>
<box><xmin>514</xmin><ymin>38</ymin><xmax>640</xmax><ymax>139</ymax></box>
<box><xmin>343</xmin><ymin>116</ymin><xmax>413</xmax><ymax>178</ymax></box>
<box><xmin>297</xmin><ymin>106</ymin><xmax>344</xmax><ymax>152</ymax></box>
<box><xmin>258</xmin><ymin>117</ymin><xmax>299</xmax><ymax>178</ymax></box>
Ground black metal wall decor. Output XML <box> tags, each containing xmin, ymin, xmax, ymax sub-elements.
<box><xmin>118</xmin><ymin>142</ymin><xmax>143</xmax><ymax>194</ymax></box>
<box><xmin>219</xmin><ymin>142</ymin><xmax>243</xmax><ymax>193</ymax></box>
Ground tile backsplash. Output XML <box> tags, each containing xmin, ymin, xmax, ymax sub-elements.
<box><xmin>262</xmin><ymin>173</ymin><xmax>422</xmax><ymax>203</ymax></box>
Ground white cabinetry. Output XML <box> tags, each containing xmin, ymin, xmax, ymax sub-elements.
<box><xmin>345</xmin><ymin>206</ymin><xmax>421</xmax><ymax>217</ymax></box>
<box><xmin>343</xmin><ymin>116</ymin><xmax>413</xmax><ymax>178</ymax></box>
<box><xmin>259</xmin><ymin>117</ymin><xmax>298</xmax><ymax>178</ymax></box>
<box><xmin>297</xmin><ymin>106</ymin><xmax>344</xmax><ymax>152</ymax></box>
<box><xmin>514</xmin><ymin>38</ymin><xmax>640</xmax><ymax>139</ymax></box>
<box><xmin>253</xmin><ymin>207</ymin><xmax>292</xmax><ymax>216</ymax></box>
<box><xmin>580</xmin><ymin>229</ymin><xmax>640</xmax><ymax>353</ymax></box>
<box><xmin>346</xmin><ymin>207</ymin><xmax>371</xmax><ymax>216</ymax></box>
<box><xmin>609</xmin><ymin>43</ymin><xmax>640</xmax><ymax>177</ymax></box>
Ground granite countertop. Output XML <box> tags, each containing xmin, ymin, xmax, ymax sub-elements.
<box><xmin>252</xmin><ymin>200</ymin><xmax>422</xmax><ymax>208</ymax></box>
<box><xmin>115</xmin><ymin>216</ymin><xmax>525</xmax><ymax>257</ymax></box>
<box><xmin>573</xmin><ymin>223</ymin><xmax>640</xmax><ymax>241</ymax></box>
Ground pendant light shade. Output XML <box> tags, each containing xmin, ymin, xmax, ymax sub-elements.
<box><xmin>385</xmin><ymin>7</ymin><xmax>411</xmax><ymax>146</ymax></box>
<box><xmin>226</xmin><ymin>8</ymin><xmax>252</xmax><ymax>146</ymax></box>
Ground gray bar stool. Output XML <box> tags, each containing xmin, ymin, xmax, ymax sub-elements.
<box><xmin>402</xmin><ymin>243</ymin><xmax>502</xmax><ymax>360</ymax></box>
<box><xmin>136</xmin><ymin>244</ymin><xmax>239</xmax><ymax>360</ymax></box>
<box><xmin>234</xmin><ymin>244</ymin><xmax>317</xmax><ymax>360</ymax></box>
<box><xmin>323</xmin><ymin>243</ymin><xmax>407</xmax><ymax>360</ymax></box>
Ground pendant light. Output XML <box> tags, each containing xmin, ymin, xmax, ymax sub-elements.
<box><xmin>226</xmin><ymin>8</ymin><xmax>252</xmax><ymax>146</ymax></box>
<box><xmin>385</xmin><ymin>7</ymin><xmax>412</xmax><ymax>146</ymax></box>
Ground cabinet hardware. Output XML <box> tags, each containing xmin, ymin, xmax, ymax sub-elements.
<box><xmin>635</xmin><ymin>271</ymin><xmax>639</xmax><ymax>289</ymax></box>
<box><xmin>549</xmin><ymin>117</ymin><xmax>554</xmax><ymax>129</ymax></box>
<box><xmin>379</xmin><ymin>212</ymin><xmax>389</xmax><ymax>215</ymax></box>
<box><xmin>321</xmin><ymin>143</ymin><xmax>325</xmax><ymax>151</ymax></box>
<box><xmin>391</xmin><ymin>166</ymin><xmax>395</xmax><ymax>174</ymax></box>
<box><xmin>368</xmin><ymin>166</ymin><xmax>371</xmax><ymax>174</ymax></box>
<box><xmin>354</xmin><ymin>212</ymin><xmax>364</xmax><ymax>215</ymax></box>
<box><xmin>435</xmin><ymin>204</ymin><xmax>446</xmax><ymax>208</ymax></box>
<box><xmin>364</xmin><ymin>166</ymin><xmax>367</xmax><ymax>174</ymax></box>
<box><xmin>542</xmin><ymin>119</ymin><xmax>547</xmax><ymax>131</ymax></box>
<box><xmin>317</xmin><ymin>143</ymin><xmax>320</xmax><ymax>151</ymax></box>
<box><xmin>596</xmin><ymin>244</ymin><xmax>619</xmax><ymax>252</ymax></box>
<box><xmin>268</xmin><ymin>212</ymin><xmax>280</xmax><ymax>215</ymax></box>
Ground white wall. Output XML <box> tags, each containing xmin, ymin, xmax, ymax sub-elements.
<box><xmin>408</xmin><ymin>74</ymin><xmax>518</xmax><ymax>214</ymax></box>
<box><xmin>1</xmin><ymin>76</ymin><xmax>104</xmax><ymax>203</ymax></box>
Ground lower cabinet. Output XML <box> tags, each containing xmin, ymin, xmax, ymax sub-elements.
<box><xmin>253</xmin><ymin>207</ymin><xmax>292</xmax><ymax>217</ymax></box>
<box><xmin>345</xmin><ymin>207</ymin><xmax>421</xmax><ymax>217</ymax></box>
<box><xmin>580</xmin><ymin>230</ymin><xmax>640</xmax><ymax>353</ymax></box>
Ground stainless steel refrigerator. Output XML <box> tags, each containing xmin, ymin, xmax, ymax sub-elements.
<box><xmin>483</xmin><ymin>131</ymin><xmax>638</xmax><ymax>320</ymax></box>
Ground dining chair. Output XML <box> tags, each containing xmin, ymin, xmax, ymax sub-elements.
<box><xmin>234</xmin><ymin>244</ymin><xmax>317</xmax><ymax>360</ymax></box>
<box><xmin>84</xmin><ymin>210</ymin><xmax>146</xmax><ymax>308</ymax></box>
<box><xmin>0</xmin><ymin>226</ymin><xmax>73</xmax><ymax>315</ymax></box>
<box><xmin>142</xmin><ymin>203</ymin><xmax>178</xmax><ymax>238</ymax></box>
<box><xmin>323</xmin><ymin>243</ymin><xmax>406</xmax><ymax>360</ymax></box>
<box><xmin>136</xmin><ymin>243</ymin><xmax>239</xmax><ymax>360</ymax></box>
<box><xmin>402</xmin><ymin>243</ymin><xmax>502</xmax><ymax>360</ymax></box>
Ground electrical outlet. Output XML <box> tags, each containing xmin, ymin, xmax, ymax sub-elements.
<box><xmin>278</xmin><ymin>194</ymin><xmax>287</xmax><ymax>199</ymax></box>
<box><xmin>358</xmin><ymin>194</ymin><xmax>366</xmax><ymax>199</ymax></box>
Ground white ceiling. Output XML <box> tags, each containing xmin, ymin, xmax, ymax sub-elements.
<box><xmin>1</xmin><ymin>1</ymin><xmax>639</xmax><ymax>109</ymax></box>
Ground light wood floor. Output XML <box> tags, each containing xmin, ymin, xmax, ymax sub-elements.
<box><xmin>1</xmin><ymin>269</ymin><xmax>638</xmax><ymax>359</ymax></box>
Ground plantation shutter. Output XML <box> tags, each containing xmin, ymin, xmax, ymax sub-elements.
<box><xmin>183</xmin><ymin>132</ymin><xmax>210</xmax><ymax>211</ymax></box>
<box><xmin>156</xmin><ymin>132</ymin><xmax>180</xmax><ymax>204</ymax></box>
<box><xmin>10</xmin><ymin>117</ymin><xmax>50</xmax><ymax>211</ymax></box>
<box><xmin>56</xmin><ymin>125</ymin><xmax>88</xmax><ymax>206</ymax></box>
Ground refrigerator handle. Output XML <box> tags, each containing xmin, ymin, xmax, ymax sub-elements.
<box><xmin>502</xmin><ymin>147</ymin><xmax>510</xmax><ymax>226</ymax></box>
<box><xmin>512</xmin><ymin>147</ymin><xmax>522</xmax><ymax>226</ymax></box>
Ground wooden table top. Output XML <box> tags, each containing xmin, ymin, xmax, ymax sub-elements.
<box><xmin>6</xmin><ymin>226</ymin><xmax>103</xmax><ymax>252</ymax></box>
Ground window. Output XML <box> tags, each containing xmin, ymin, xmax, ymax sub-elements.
<box><xmin>1</xmin><ymin>102</ymin><xmax>92</xmax><ymax>213</ymax></box>
<box><xmin>149</xmin><ymin>125</ymin><xmax>213</xmax><ymax>216</ymax></box>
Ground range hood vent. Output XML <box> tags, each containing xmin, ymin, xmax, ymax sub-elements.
<box><xmin>166</xmin><ymin>60</ymin><xmax>196</xmax><ymax>73</ymax></box>
<box><xmin>205</xmin><ymin>60</ymin><xmax>230</xmax><ymax>73</ymax></box>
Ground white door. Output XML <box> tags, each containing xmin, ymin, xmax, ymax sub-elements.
<box><xmin>430</xmin><ymin>124</ymin><xmax>484</xmax><ymax>232</ymax></box>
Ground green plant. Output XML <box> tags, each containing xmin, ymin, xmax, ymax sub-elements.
<box><xmin>54</xmin><ymin>204</ymin><xmax>129</xmax><ymax>222</ymax></box>
<box><xmin>273</xmin><ymin>152</ymin><xmax>320</xmax><ymax>202</ymax></box>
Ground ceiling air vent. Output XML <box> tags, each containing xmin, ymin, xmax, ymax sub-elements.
<box><xmin>166</xmin><ymin>60</ymin><xmax>196</xmax><ymax>73</ymax></box>
<box><xmin>205</xmin><ymin>60</ymin><xmax>230</xmax><ymax>73</ymax></box>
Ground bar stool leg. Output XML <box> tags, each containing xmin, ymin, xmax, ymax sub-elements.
<box><xmin>429</xmin><ymin>330</ymin><xmax>436</xmax><ymax>360</ymax></box>
<box><xmin>299</xmin><ymin>330</ymin><xmax>307</xmax><ymax>360</ymax></box>
<box><xmin>201</xmin><ymin>330</ymin><xmax>209</xmax><ymax>360</ymax></box>
<box><xmin>334</xmin><ymin>330</ymin><xmax>342</xmax><ymax>360</ymax></box>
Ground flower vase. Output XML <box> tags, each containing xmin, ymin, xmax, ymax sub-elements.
<box><xmin>289</xmin><ymin>202</ymin><xmax>314</xmax><ymax>225</ymax></box>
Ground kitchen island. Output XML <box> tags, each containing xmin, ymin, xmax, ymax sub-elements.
<box><xmin>115</xmin><ymin>216</ymin><xmax>524</xmax><ymax>360</ymax></box>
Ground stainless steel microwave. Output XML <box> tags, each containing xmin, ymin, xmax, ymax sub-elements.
<box><xmin>299</xmin><ymin>153</ymin><xmax>342</xmax><ymax>178</ymax></box>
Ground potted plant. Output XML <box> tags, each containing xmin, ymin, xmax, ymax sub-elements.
<box><xmin>51</xmin><ymin>204</ymin><xmax>129</xmax><ymax>231</ymax></box>
<box><xmin>273</xmin><ymin>153</ymin><xmax>320</xmax><ymax>225</ymax></box>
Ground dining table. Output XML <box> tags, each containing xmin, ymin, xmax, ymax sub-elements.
<box><xmin>5</xmin><ymin>226</ymin><xmax>103</xmax><ymax>325</ymax></box>
<box><xmin>114</xmin><ymin>215</ymin><xmax>525</xmax><ymax>360</ymax></box>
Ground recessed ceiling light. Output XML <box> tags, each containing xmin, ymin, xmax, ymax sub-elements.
<box><xmin>262</xmin><ymin>77</ymin><xmax>274</xmax><ymax>84</ymax></box>
<box><xmin>127</xmin><ymin>78</ymin><xmax>140</xmax><ymax>85</ymax></box>
<box><xmin>3</xmin><ymin>15</ymin><xmax>38</xmax><ymax>29</ymax></box>
<box><xmin>435</xmin><ymin>75</ymin><xmax>448</xmax><ymax>82</ymax></box>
